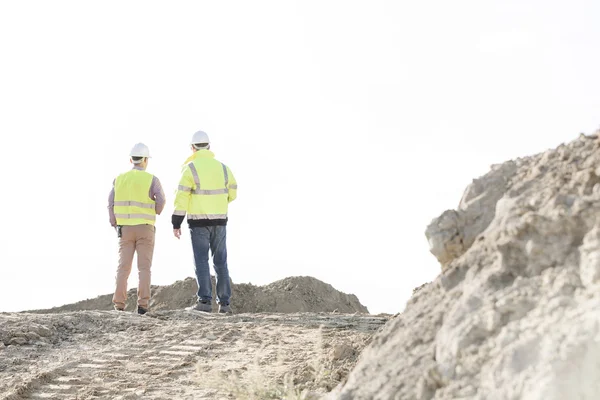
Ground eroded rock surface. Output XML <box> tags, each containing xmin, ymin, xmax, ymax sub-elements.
<box><xmin>331</xmin><ymin>132</ymin><xmax>600</xmax><ymax>399</ymax></box>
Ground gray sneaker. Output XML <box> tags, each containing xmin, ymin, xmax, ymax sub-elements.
<box><xmin>191</xmin><ymin>302</ymin><xmax>212</xmax><ymax>313</ymax></box>
<box><xmin>218</xmin><ymin>304</ymin><xmax>232</xmax><ymax>314</ymax></box>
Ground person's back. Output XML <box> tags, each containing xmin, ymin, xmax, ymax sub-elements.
<box><xmin>176</xmin><ymin>149</ymin><xmax>236</xmax><ymax>221</ymax></box>
<box><xmin>172</xmin><ymin>131</ymin><xmax>237</xmax><ymax>313</ymax></box>
<box><xmin>108</xmin><ymin>143</ymin><xmax>165</xmax><ymax>314</ymax></box>
<box><xmin>114</xmin><ymin>169</ymin><xmax>157</xmax><ymax>225</ymax></box>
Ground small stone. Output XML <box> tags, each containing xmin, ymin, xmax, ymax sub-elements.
<box><xmin>9</xmin><ymin>337</ymin><xmax>27</xmax><ymax>346</ymax></box>
<box><xmin>458</xmin><ymin>385</ymin><xmax>477</xmax><ymax>396</ymax></box>
<box><xmin>0</xmin><ymin>342</ymin><xmax>5</xmax><ymax>350</ymax></box>
<box><xmin>331</xmin><ymin>344</ymin><xmax>355</xmax><ymax>361</ymax></box>
<box><xmin>31</xmin><ymin>324</ymin><xmax>53</xmax><ymax>338</ymax></box>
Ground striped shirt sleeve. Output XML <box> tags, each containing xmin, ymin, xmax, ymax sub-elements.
<box><xmin>108</xmin><ymin>179</ymin><xmax>116</xmax><ymax>227</ymax></box>
<box><xmin>150</xmin><ymin>176</ymin><xmax>166</xmax><ymax>215</ymax></box>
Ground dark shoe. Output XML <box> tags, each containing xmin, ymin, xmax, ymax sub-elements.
<box><xmin>188</xmin><ymin>301</ymin><xmax>212</xmax><ymax>313</ymax></box>
<box><xmin>137</xmin><ymin>306</ymin><xmax>148</xmax><ymax>315</ymax></box>
<box><xmin>218</xmin><ymin>304</ymin><xmax>232</xmax><ymax>314</ymax></box>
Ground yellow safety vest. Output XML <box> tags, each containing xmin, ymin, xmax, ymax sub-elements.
<box><xmin>114</xmin><ymin>169</ymin><xmax>156</xmax><ymax>226</ymax></box>
<box><xmin>173</xmin><ymin>150</ymin><xmax>237</xmax><ymax>220</ymax></box>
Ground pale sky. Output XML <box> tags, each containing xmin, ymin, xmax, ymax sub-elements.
<box><xmin>0</xmin><ymin>1</ymin><xmax>598</xmax><ymax>315</ymax></box>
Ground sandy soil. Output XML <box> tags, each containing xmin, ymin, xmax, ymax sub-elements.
<box><xmin>0</xmin><ymin>310</ymin><xmax>388</xmax><ymax>399</ymax></box>
<box><xmin>29</xmin><ymin>277</ymin><xmax>368</xmax><ymax>315</ymax></box>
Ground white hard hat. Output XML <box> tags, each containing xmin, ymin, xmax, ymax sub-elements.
<box><xmin>129</xmin><ymin>143</ymin><xmax>151</xmax><ymax>161</ymax></box>
<box><xmin>191</xmin><ymin>130</ymin><xmax>210</xmax><ymax>145</ymax></box>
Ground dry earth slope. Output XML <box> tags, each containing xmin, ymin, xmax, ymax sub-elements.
<box><xmin>0</xmin><ymin>311</ymin><xmax>388</xmax><ymax>399</ymax></box>
<box><xmin>1</xmin><ymin>277</ymin><xmax>381</xmax><ymax>399</ymax></box>
<box><xmin>329</xmin><ymin>132</ymin><xmax>600</xmax><ymax>400</ymax></box>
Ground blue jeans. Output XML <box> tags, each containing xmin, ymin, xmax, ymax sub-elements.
<box><xmin>190</xmin><ymin>226</ymin><xmax>231</xmax><ymax>305</ymax></box>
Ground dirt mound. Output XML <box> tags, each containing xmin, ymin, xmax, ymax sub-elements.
<box><xmin>29</xmin><ymin>276</ymin><xmax>368</xmax><ymax>314</ymax></box>
<box><xmin>330</xmin><ymin>132</ymin><xmax>600</xmax><ymax>399</ymax></box>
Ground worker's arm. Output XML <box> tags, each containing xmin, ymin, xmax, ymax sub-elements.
<box><xmin>150</xmin><ymin>176</ymin><xmax>166</xmax><ymax>215</ymax></box>
<box><xmin>108</xmin><ymin>179</ymin><xmax>117</xmax><ymax>227</ymax></box>
<box><xmin>227</xmin><ymin>166</ymin><xmax>237</xmax><ymax>203</ymax></box>
<box><xmin>172</xmin><ymin>167</ymin><xmax>194</xmax><ymax>230</ymax></box>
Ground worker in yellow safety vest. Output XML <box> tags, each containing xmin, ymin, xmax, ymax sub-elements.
<box><xmin>108</xmin><ymin>143</ymin><xmax>165</xmax><ymax>314</ymax></box>
<box><xmin>172</xmin><ymin>131</ymin><xmax>237</xmax><ymax>314</ymax></box>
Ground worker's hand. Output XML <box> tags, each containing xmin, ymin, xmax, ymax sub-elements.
<box><xmin>173</xmin><ymin>229</ymin><xmax>182</xmax><ymax>239</ymax></box>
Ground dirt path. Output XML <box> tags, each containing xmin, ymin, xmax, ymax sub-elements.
<box><xmin>0</xmin><ymin>311</ymin><xmax>388</xmax><ymax>399</ymax></box>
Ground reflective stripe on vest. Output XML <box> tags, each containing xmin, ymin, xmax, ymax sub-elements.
<box><xmin>115</xmin><ymin>213</ymin><xmax>156</xmax><ymax>222</ymax></box>
<box><xmin>114</xmin><ymin>201</ymin><xmax>156</xmax><ymax>210</ymax></box>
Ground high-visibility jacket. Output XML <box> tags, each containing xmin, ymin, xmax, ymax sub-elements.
<box><xmin>174</xmin><ymin>150</ymin><xmax>237</xmax><ymax>220</ymax></box>
<box><xmin>114</xmin><ymin>169</ymin><xmax>157</xmax><ymax>226</ymax></box>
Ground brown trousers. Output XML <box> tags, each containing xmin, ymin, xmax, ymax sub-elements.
<box><xmin>112</xmin><ymin>224</ymin><xmax>155</xmax><ymax>309</ymax></box>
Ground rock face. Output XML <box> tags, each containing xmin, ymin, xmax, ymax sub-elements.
<box><xmin>426</xmin><ymin>161</ymin><xmax>517</xmax><ymax>267</ymax></box>
<box><xmin>330</xmin><ymin>132</ymin><xmax>600</xmax><ymax>399</ymax></box>
<box><xmin>29</xmin><ymin>276</ymin><xmax>368</xmax><ymax>314</ymax></box>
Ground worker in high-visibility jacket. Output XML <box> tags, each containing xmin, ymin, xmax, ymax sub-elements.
<box><xmin>172</xmin><ymin>131</ymin><xmax>237</xmax><ymax>314</ymax></box>
<box><xmin>108</xmin><ymin>143</ymin><xmax>166</xmax><ymax>315</ymax></box>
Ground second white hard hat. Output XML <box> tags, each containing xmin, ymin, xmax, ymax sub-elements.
<box><xmin>191</xmin><ymin>130</ymin><xmax>210</xmax><ymax>145</ymax></box>
<box><xmin>129</xmin><ymin>143</ymin><xmax>151</xmax><ymax>160</ymax></box>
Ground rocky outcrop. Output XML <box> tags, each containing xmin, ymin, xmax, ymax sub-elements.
<box><xmin>426</xmin><ymin>161</ymin><xmax>517</xmax><ymax>268</ymax></box>
<box><xmin>329</xmin><ymin>132</ymin><xmax>600</xmax><ymax>399</ymax></box>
